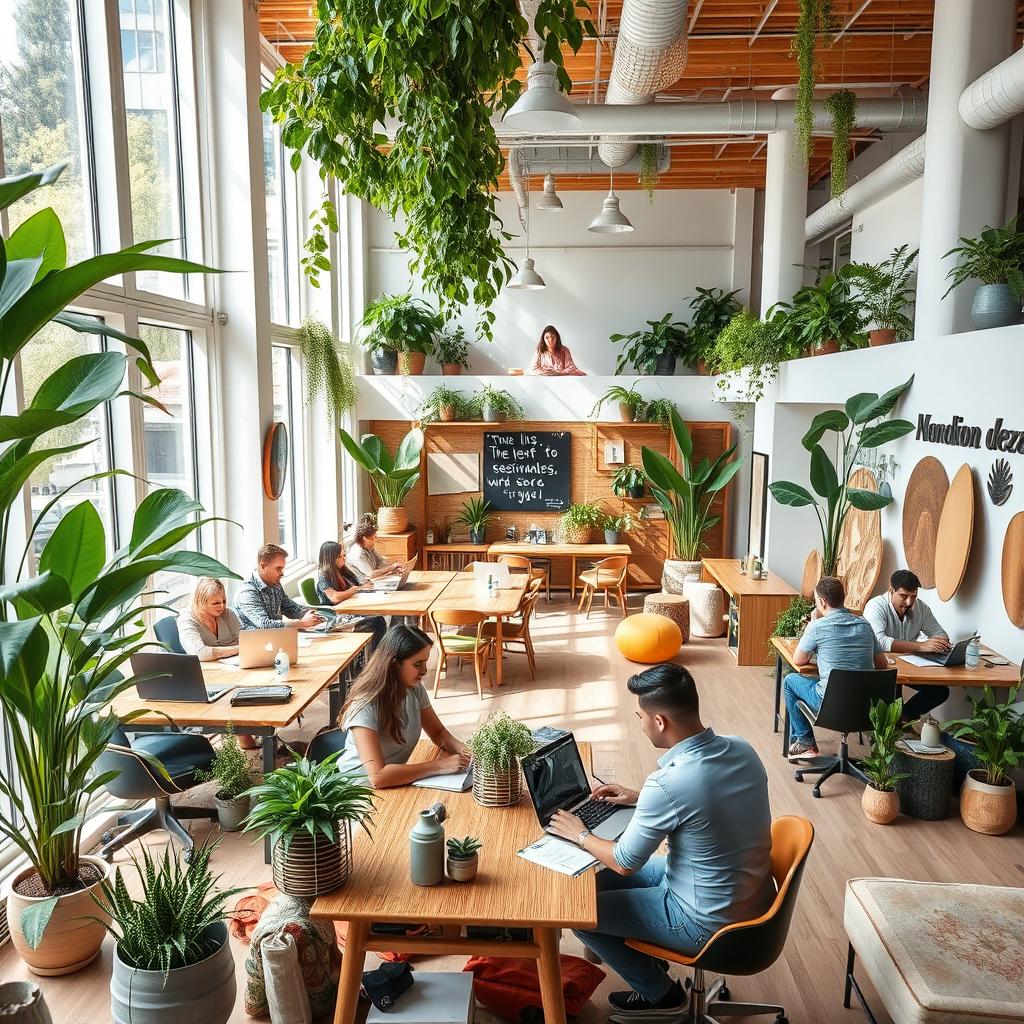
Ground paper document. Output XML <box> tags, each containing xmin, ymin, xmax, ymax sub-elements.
<box><xmin>517</xmin><ymin>835</ymin><xmax>599</xmax><ymax>876</ymax></box>
<box><xmin>212</xmin><ymin>656</ymin><xmax>240</xmax><ymax>667</ymax></box>
<box><xmin>899</xmin><ymin>654</ymin><xmax>940</xmax><ymax>667</ymax></box>
<box><xmin>411</xmin><ymin>766</ymin><xmax>473</xmax><ymax>792</ymax></box>
<box><xmin>900</xmin><ymin>738</ymin><xmax>946</xmax><ymax>755</ymax></box>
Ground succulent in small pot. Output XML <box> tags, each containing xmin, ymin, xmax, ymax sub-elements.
<box><xmin>558</xmin><ymin>502</ymin><xmax>604</xmax><ymax>545</ymax></box>
<box><xmin>611</xmin><ymin>465</ymin><xmax>646</xmax><ymax>499</ymax></box>
<box><xmin>195</xmin><ymin>726</ymin><xmax>257</xmax><ymax>832</ymax></box>
<box><xmin>590</xmin><ymin>381</ymin><xmax>645</xmax><ymax>423</ymax></box>
<box><xmin>860</xmin><ymin>698</ymin><xmax>910</xmax><ymax>825</ymax></box>
<box><xmin>435</xmin><ymin>324</ymin><xmax>471</xmax><ymax>375</ymax></box>
<box><xmin>446</xmin><ymin>836</ymin><xmax>483</xmax><ymax>882</ymax></box>
<box><xmin>469</xmin><ymin>712</ymin><xmax>535</xmax><ymax>807</ymax></box>
<box><xmin>421</xmin><ymin>384</ymin><xmax>467</xmax><ymax>424</ymax></box>
<box><xmin>455</xmin><ymin>497</ymin><xmax>493</xmax><ymax>546</ymax></box>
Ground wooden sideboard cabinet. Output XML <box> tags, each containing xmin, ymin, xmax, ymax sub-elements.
<box><xmin>375</xmin><ymin>530</ymin><xmax>417</xmax><ymax>563</ymax></box>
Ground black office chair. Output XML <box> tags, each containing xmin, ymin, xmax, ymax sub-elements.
<box><xmin>793</xmin><ymin>669</ymin><xmax>897</xmax><ymax>798</ymax></box>
<box><xmin>154</xmin><ymin>615</ymin><xmax>185</xmax><ymax>654</ymax></box>
<box><xmin>307</xmin><ymin>726</ymin><xmax>349</xmax><ymax>765</ymax></box>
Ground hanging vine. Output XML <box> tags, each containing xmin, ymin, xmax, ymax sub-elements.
<box><xmin>825</xmin><ymin>89</ymin><xmax>857</xmax><ymax>198</ymax></box>
<box><xmin>638</xmin><ymin>143</ymin><xmax>659</xmax><ymax>203</ymax></box>
<box><xmin>300</xmin><ymin>317</ymin><xmax>359</xmax><ymax>424</ymax></box>
<box><xmin>792</xmin><ymin>0</ymin><xmax>833</xmax><ymax>162</ymax></box>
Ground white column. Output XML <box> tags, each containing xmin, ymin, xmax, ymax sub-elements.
<box><xmin>915</xmin><ymin>0</ymin><xmax>1016</xmax><ymax>339</ymax></box>
<box><xmin>731</xmin><ymin>188</ymin><xmax>755</xmax><ymax>309</ymax></box>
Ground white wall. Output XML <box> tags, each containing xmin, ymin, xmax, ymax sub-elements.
<box><xmin>850</xmin><ymin>176</ymin><xmax>924</xmax><ymax>265</ymax></box>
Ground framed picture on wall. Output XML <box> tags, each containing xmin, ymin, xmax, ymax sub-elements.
<box><xmin>747</xmin><ymin>451</ymin><xmax>769</xmax><ymax>559</ymax></box>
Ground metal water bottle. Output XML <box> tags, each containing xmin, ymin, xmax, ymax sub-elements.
<box><xmin>409</xmin><ymin>808</ymin><xmax>445</xmax><ymax>886</ymax></box>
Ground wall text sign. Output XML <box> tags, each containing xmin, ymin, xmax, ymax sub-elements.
<box><xmin>916</xmin><ymin>413</ymin><xmax>1024</xmax><ymax>455</ymax></box>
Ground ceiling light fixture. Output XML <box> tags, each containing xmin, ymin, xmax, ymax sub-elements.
<box><xmin>588</xmin><ymin>167</ymin><xmax>634</xmax><ymax>234</ymax></box>
<box><xmin>503</xmin><ymin>61</ymin><xmax>580</xmax><ymax>131</ymax></box>
<box><xmin>507</xmin><ymin>183</ymin><xmax>546</xmax><ymax>290</ymax></box>
<box><xmin>536</xmin><ymin>173</ymin><xmax>564</xmax><ymax>212</ymax></box>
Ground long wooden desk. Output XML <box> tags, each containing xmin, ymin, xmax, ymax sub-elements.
<box><xmin>335</xmin><ymin>570</ymin><xmax>458</xmax><ymax>617</ymax></box>
<box><xmin>488</xmin><ymin>542</ymin><xmax>631</xmax><ymax>601</ymax></box>
<box><xmin>313</xmin><ymin>741</ymin><xmax>598</xmax><ymax>1024</ymax></box>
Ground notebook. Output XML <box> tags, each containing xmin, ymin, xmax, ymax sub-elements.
<box><xmin>517</xmin><ymin>835</ymin><xmax>599</xmax><ymax>876</ymax></box>
<box><xmin>411</xmin><ymin>763</ymin><xmax>474</xmax><ymax>792</ymax></box>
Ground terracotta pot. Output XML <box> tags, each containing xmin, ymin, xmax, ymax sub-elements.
<box><xmin>376</xmin><ymin>507</ymin><xmax>408</xmax><ymax>534</ymax></box>
<box><xmin>441</xmin><ymin>364</ymin><xmax>463</xmax><ymax>375</ymax></box>
<box><xmin>800</xmin><ymin>345</ymin><xmax>813</xmax><ymax>358</ymax></box>
<box><xmin>398</xmin><ymin>351</ymin><xmax>427</xmax><ymax>375</ymax></box>
<box><xmin>814</xmin><ymin>339</ymin><xmax>840</xmax><ymax>356</ymax></box>
<box><xmin>696</xmin><ymin>359</ymin><xmax>711</xmax><ymax>375</ymax></box>
<box><xmin>960</xmin><ymin>769</ymin><xmax>1017</xmax><ymax>835</ymax></box>
<box><xmin>862</xmin><ymin>785</ymin><xmax>899</xmax><ymax>825</ymax></box>
<box><xmin>439</xmin><ymin>404</ymin><xmax>458</xmax><ymax>422</ymax></box>
<box><xmin>6</xmin><ymin>856</ymin><xmax>110</xmax><ymax>976</ymax></box>
<box><xmin>868</xmin><ymin>328</ymin><xmax>897</xmax><ymax>347</ymax></box>
<box><xmin>618</xmin><ymin>402</ymin><xmax>635</xmax><ymax>423</ymax></box>
<box><xmin>446</xmin><ymin>853</ymin><xmax>479</xmax><ymax>883</ymax></box>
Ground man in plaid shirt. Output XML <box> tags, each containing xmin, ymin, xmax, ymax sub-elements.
<box><xmin>234</xmin><ymin>543</ymin><xmax>322</xmax><ymax>631</ymax></box>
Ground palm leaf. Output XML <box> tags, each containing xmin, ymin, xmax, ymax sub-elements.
<box><xmin>987</xmin><ymin>458</ymin><xmax>1013</xmax><ymax>506</ymax></box>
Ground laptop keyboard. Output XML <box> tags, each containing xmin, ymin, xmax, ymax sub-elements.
<box><xmin>574</xmin><ymin>799</ymin><xmax>619</xmax><ymax>829</ymax></box>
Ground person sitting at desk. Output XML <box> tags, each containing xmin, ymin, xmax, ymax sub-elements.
<box><xmin>785</xmin><ymin>576</ymin><xmax>888</xmax><ymax>761</ymax></box>
<box><xmin>234</xmin><ymin>543</ymin><xmax>323</xmax><ymax>631</ymax></box>
<box><xmin>527</xmin><ymin>324</ymin><xmax>585</xmax><ymax>376</ymax></box>
<box><xmin>337</xmin><ymin>625</ymin><xmax>470</xmax><ymax>787</ymax></box>
<box><xmin>178</xmin><ymin>577</ymin><xmax>240</xmax><ymax>661</ymax></box>
<box><xmin>315</xmin><ymin>541</ymin><xmax>387</xmax><ymax>650</ymax></box>
<box><xmin>346</xmin><ymin>522</ymin><xmax>403</xmax><ymax>582</ymax></box>
<box><xmin>548</xmin><ymin>663</ymin><xmax>773</xmax><ymax>1014</ymax></box>
<box><xmin>863</xmin><ymin>568</ymin><xmax>951</xmax><ymax>721</ymax></box>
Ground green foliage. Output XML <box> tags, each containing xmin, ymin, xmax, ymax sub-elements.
<box><xmin>640</xmin><ymin>397</ymin><xmax>676</xmax><ymax>426</ymax></box>
<box><xmin>861</xmin><ymin>698</ymin><xmax>911</xmax><ymax>792</ymax></box>
<box><xmin>945</xmin><ymin>685</ymin><xmax>1022</xmax><ymax>787</ymax></box>
<box><xmin>195</xmin><ymin>726</ymin><xmax>256</xmax><ymax>801</ymax></box>
<box><xmin>771</xmin><ymin>596</ymin><xmax>815</xmax><ymax>638</ymax></box>
<box><xmin>476</xmin><ymin>384</ymin><xmax>524</xmax><ymax>420</ymax></box>
<box><xmin>638</xmin><ymin>143</ymin><xmax>659</xmax><ymax>203</ymax></box>
<box><xmin>712</xmin><ymin>309</ymin><xmax>795</xmax><ymax>403</ymax></box>
<box><xmin>825</xmin><ymin>90</ymin><xmax>857</xmax><ymax>198</ymax></box>
<box><xmin>792</xmin><ymin>0</ymin><xmax>833</xmax><ymax>162</ymax></box>
<box><xmin>775</xmin><ymin>273</ymin><xmax>866</xmax><ymax>352</ymax></box>
<box><xmin>590</xmin><ymin>380</ymin><xmax>644</xmax><ymax>418</ymax></box>
<box><xmin>942</xmin><ymin>215</ymin><xmax>1024</xmax><ymax>302</ymax></box>
<box><xmin>603</xmin><ymin>510</ymin><xmax>635</xmax><ymax>533</ymax></box>
<box><xmin>260</xmin><ymin>0</ymin><xmax>594</xmax><ymax>339</ymax></box>
<box><xmin>468</xmin><ymin>711</ymin><xmax>535</xmax><ymax>775</ymax></box>
<box><xmin>359</xmin><ymin>293</ymin><xmax>440</xmax><ymax>355</ymax></box>
<box><xmin>768</xmin><ymin>377</ymin><xmax>915</xmax><ymax>574</ymax></box>
<box><xmin>688</xmin><ymin>287</ymin><xmax>743</xmax><ymax>368</ymax></box>
<box><xmin>610</xmin><ymin>313</ymin><xmax>690</xmax><ymax>374</ymax></box>
<box><xmin>435</xmin><ymin>325</ymin><xmax>472</xmax><ymax>368</ymax></box>
<box><xmin>420</xmin><ymin>384</ymin><xmax>470</xmax><ymax>423</ymax></box>
<box><xmin>447</xmin><ymin>835</ymin><xmax>483</xmax><ymax>858</ymax></box>
<box><xmin>455</xmin><ymin>497</ymin><xmax>493</xmax><ymax>532</ymax></box>
<box><xmin>92</xmin><ymin>840</ymin><xmax>245</xmax><ymax>979</ymax></box>
<box><xmin>841</xmin><ymin>245</ymin><xmax>918</xmax><ymax>338</ymax></box>
<box><xmin>560</xmin><ymin>501</ymin><xmax>605</xmax><ymax>531</ymax></box>
<box><xmin>300</xmin><ymin>317</ymin><xmax>358</xmax><ymax>423</ymax></box>
<box><xmin>338</xmin><ymin>426</ymin><xmax>424</xmax><ymax>507</ymax></box>
<box><xmin>641</xmin><ymin>410</ymin><xmax>742</xmax><ymax>561</ymax></box>
<box><xmin>611</xmin><ymin>465</ymin><xmax>645</xmax><ymax>496</ymax></box>
<box><xmin>242</xmin><ymin>750</ymin><xmax>376</xmax><ymax>853</ymax></box>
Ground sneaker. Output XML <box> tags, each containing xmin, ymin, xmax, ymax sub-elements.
<box><xmin>608</xmin><ymin>979</ymin><xmax>687</xmax><ymax>1013</ymax></box>
<box><xmin>788</xmin><ymin>739</ymin><xmax>819</xmax><ymax>761</ymax></box>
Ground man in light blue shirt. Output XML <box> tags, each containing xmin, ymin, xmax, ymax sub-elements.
<box><xmin>548</xmin><ymin>664</ymin><xmax>774</xmax><ymax>1014</ymax></box>
<box><xmin>786</xmin><ymin>576</ymin><xmax>887</xmax><ymax>760</ymax></box>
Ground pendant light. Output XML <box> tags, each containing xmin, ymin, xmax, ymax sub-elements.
<box><xmin>503</xmin><ymin>60</ymin><xmax>580</xmax><ymax>131</ymax></box>
<box><xmin>536</xmin><ymin>173</ymin><xmax>564</xmax><ymax>212</ymax></box>
<box><xmin>588</xmin><ymin>167</ymin><xmax>634</xmax><ymax>234</ymax></box>
<box><xmin>507</xmin><ymin>186</ymin><xmax>546</xmax><ymax>290</ymax></box>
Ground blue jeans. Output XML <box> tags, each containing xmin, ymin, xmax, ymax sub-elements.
<box><xmin>784</xmin><ymin>672</ymin><xmax>822</xmax><ymax>744</ymax></box>
<box><xmin>573</xmin><ymin>858</ymin><xmax>704</xmax><ymax>1002</ymax></box>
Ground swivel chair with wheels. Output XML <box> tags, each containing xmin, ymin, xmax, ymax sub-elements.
<box><xmin>613</xmin><ymin>816</ymin><xmax>814</xmax><ymax>1024</ymax></box>
<box><xmin>154</xmin><ymin>615</ymin><xmax>186</xmax><ymax>654</ymax></box>
<box><xmin>307</xmin><ymin>726</ymin><xmax>349</xmax><ymax>764</ymax></box>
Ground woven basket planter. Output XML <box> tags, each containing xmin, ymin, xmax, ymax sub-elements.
<box><xmin>561</xmin><ymin>524</ymin><xmax>591</xmax><ymax>545</ymax></box>
<box><xmin>376</xmin><ymin>507</ymin><xmax>408</xmax><ymax>534</ymax></box>
<box><xmin>272</xmin><ymin>822</ymin><xmax>352</xmax><ymax>898</ymax></box>
<box><xmin>473</xmin><ymin>764</ymin><xmax>523</xmax><ymax>807</ymax></box>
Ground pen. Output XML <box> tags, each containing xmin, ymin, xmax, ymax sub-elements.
<box><xmin>592</xmin><ymin>773</ymin><xmax>607</xmax><ymax>786</ymax></box>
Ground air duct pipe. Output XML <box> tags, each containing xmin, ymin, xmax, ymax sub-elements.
<box><xmin>958</xmin><ymin>44</ymin><xmax>1024</xmax><ymax>129</ymax></box>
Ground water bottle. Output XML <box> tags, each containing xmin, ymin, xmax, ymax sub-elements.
<box><xmin>274</xmin><ymin>648</ymin><xmax>290</xmax><ymax>678</ymax></box>
<box><xmin>487</xmin><ymin>573</ymin><xmax>495</xmax><ymax>599</ymax></box>
<box><xmin>409</xmin><ymin>808</ymin><xmax>445</xmax><ymax>886</ymax></box>
<box><xmin>966</xmin><ymin>636</ymin><xmax>980</xmax><ymax>669</ymax></box>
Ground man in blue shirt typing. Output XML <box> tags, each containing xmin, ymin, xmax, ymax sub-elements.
<box><xmin>548</xmin><ymin>663</ymin><xmax>774</xmax><ymax>1014</ymax></box>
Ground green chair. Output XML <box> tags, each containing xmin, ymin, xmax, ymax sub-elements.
<box><xmin>300</xmin><ymin>577</ymin><xmax>320</xmax><ymax>606</ymax></box>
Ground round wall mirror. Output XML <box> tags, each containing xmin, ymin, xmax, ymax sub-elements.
<box><xmin>262</xmin><ymin>421</ymin><xmax>289</xmax><ymax>500</ymax></box>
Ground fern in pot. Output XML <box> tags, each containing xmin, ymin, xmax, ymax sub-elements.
<box><xmin>558</xmin><ymin>502</ymin><xmax>604</xmax><ymax>545</ymax></box>
<box><xmin>590</xmin><ymin>381</ymin><xmax>645</xmax><ymax>423</ymax></box>
<box><xmin>860</xmin><ymin>699</ymin><xmax>910</xmax><ymax>825</ymax></box>
<box><xmin>195</xmin><ymin>726</ymin><xmax>257</xmax><ymax>832</ymax></box>
<box><xmin>421</xmin><ymin>384</ymin><xmax>467</xmax><ymax>423</ymax></box>
<box><xmin>436</xmin><ymin>325</ymin><xmax>471</xmax><ymax>375</ymax></box>
<box><xmin>841</xmin><ymin>245</ymin><xmax>918</xmax><ymax>346</ymax></box>
<box><xmin>468</xmin><ymin>712</ymin><xmax>535</xmax><ymax>807</ymax></box>
<box><xmin>943</xmin><ymin>215</ymin><xmax>1024</xmax><ymax>330</ymax></box>
<box><xmin>478</xmin><ymin>384</ymin><xmax>524</xmax><ymax>423</ymax></box>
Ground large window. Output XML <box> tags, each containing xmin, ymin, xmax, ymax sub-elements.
<box><xmin>263</xmin><ymin>101</ymin><xmax>301</xmax><ymax>326</ymax></box>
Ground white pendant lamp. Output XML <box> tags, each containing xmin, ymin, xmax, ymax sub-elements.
<box><xmin>536</xmin><ymin>173</ymin><xmax>564</xmax><ymax>212</ymax></box>
<box><xmin>503</xmin><ymin>60</ymin><xmax>580</xmax><ymax>131</ymax></box>
<box><xmin>588</xmin><ymin>168</ymin><xmax>634</xmax><ymax>234</ymax></box>
<box><xmin>507</xmin><ymin>188</ymin><xmax>546</xmax><ymax>290</ymax></box>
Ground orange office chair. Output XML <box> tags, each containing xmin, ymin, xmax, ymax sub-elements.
<box><xmin>616</xmin><ymin>816</ymin><xmax>814</xmax><ymax>1024</ymax></box>
<box><xmin>577</xmin><ymin>555</ymin><xmax>628</xmax><ymax>618</ymax></box>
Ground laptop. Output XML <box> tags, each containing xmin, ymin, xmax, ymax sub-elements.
<box><xmin>918</xmin><ymin>633</ymin><xmax>979</xmax><ymax>667</ymax></box>
<box><xmin>238</xmin><ymin>627</ymin><xmax>299</xmax><ymax>669</ymax></box>
<box><xmin>131</xmin><ymin>652</ymin><xmax>233</xmax><ymax>702</ymax></box>
<box><xmin>371</xmin><ymin>556</ymin><xmax>417</xmax><ymax>592</ymax></box>
<box><xmin>521</xmin><ymin>733</ymin><xmax>635</xmax><ymax>841</ymax></box>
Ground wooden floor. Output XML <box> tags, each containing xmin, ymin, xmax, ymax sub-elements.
<box><xmin>5</xmin><ymin>594</ymin><xmax>1022</xmax><ymax>1023</ymax></box>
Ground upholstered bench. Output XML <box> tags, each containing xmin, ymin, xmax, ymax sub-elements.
<box><xmin>844</xmin><ymin>877</ymin><xmax>1024</xmax><ymax>1024</ymax></box>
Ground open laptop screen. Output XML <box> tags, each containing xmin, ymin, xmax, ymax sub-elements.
<box><xmin>522</xmin><ymin>734</ymin><xmax>590</xmax><ymax>825</ymax></box>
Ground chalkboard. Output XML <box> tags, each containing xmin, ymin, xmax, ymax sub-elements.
<box><xmin>483</xmin><ymin>430</ymin><xmax>571</xmax><ymax>512</ymax></box>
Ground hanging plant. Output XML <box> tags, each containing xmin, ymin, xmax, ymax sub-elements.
<box><xmin>792</xmin><ymin>0</ymin><xmax>833</xmax><ymax>162</ymax></box>
<box><xmin>262</xmin><ymin>1</ymin><xmax>594</xmax><ymax>342</ymax></box>
<box><xmin>638</xmin><ymin>143</ymin><xmax>659</xmax><ymax>203</ymax></box>
<box><xmin>300</xmin><ymin>317</ymin><xmax>358</xmax><ymax>424</ymax></box>
<box><xmin>825</xmin><ymin>89</ymin><xmax>857</xmax><ymax>198</ymax></box>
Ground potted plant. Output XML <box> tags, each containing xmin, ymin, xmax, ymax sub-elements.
<box><xmin>769</xmin><ymin>378</ymin><xmax>914</xmax><ymax>577</ymax></box>
<box><xmin>436</xmin><ymin>325</ymin><xmax>471</xmax><ymax>375</ymax></box>
<box><xmin>612</xmin><ymin>465</ymin><xmax>646</xmax><ymax>499</ymax></box>
<box><xmin>455</xmin><ymin>497</ymin><xmax>493</xmax><ymax>544</ymax></box>
<box><xmin>558</xmin><ymin>502</ymin><xmax>604</xmax><ymax>544</ymax></box>
<box><xmin>243</xmin><ymin>750</ymin><xmax>375</xmax><ymax>897</ymax></box>
<box><xmin>945</xmin><ymin>685</ymin><xmax>1021</xmax><ymax>835</ymax></box>
<box><xmin>195</xmin><ymin>726</ymin><xmax>257</xmax><ymax>832</ymax></box>
<box><xmin>421</xmin><ymin>384</ymin><xmax>467</xmax><ymax>423</ymax></box>
<box><xmin>776</xmin><ymin>273</ymin><xmax>866</xmax><ymax>356</ymax></box>
<box><xmin>688</xmin><ymin>287</ymin><xmax>743</xmax><ymax>374</ymax></box>
<box><xmin>610</xmin><ymin>313</ymin><xmax>691</xmax><ymax>375</ymax></box>
<box><xmin>468</xmin><ymin>712</ymin><xmax>535</xmax><ymax>807</ymax></box>
<box><xmin>0</xmin><ymin>163</ymin><xmax>235</xmax><ymax>976</ymax></box>
<box><xmin>590</xmin><ymin>381</ymin><xmax>645</xmax><ymax>422</ymax></box>
<box><xmin>943</xmin><ymin>215</ymin><xmax>1024</xmax><ymax>329</ymax></box>
<box><xmin>446</xmin><ymin>836</ymin><xmax>483</xmax><ymax>882</ymax></box>
<box><xmin>860</xmin><ymin>699</ymin><xmax>910</xmax><ymax>825</ymax></box>
<box><xmin>299</xmin><ymin>317</ymin><xmax>359</xmax><ymax>421</ymax></box>
<box><xmin>641</xmin><ymin>410</ymin><xmax>742</xmax><ymax>592</ymax></box>
<box><xmin>479</xmin><ymin>384</ymin><xmax>524</xmax><ymax>423</ymax></box>
<box><xmin>93</xmin><ymin>841</ymin><xmax>244</xmax><ymax>1024</ymax></box>
<box><xmin>841</xmin><ymin>245</ymin><xmax>918</xmax><ymax>346</ymax></box>
<box><xmin>712</xmin><ymin>310</ymin><xmax>795</xmax><ymax>402</ymax></box>
<box><xmin>771</xmin><ymin>597</ymin><xmax>815</xmax><ymax>640</ymax></box>
<box><xmin>603</xmin><ymin>511</ymin><xmax>634</xmax><ymax>545</ymax></box>
<box><xmin>640</xmin><ymin>397</ymin><xmax>675</xmax><ymax>426</ymax></box>
<box><xmin>338</xmin><ymin>426</ymin><xmax>424</xmax><ymax>534</ymax></box>
<box><xmin>359</xmin><ymin>293</ymin><xmax>440</xmax><ymax>375</ymax></box>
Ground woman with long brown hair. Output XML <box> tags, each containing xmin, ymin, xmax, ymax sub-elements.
<box><xmin>527</xmin><ymin>324</ymin><xmax>585</xmax><ymax>376</ymax></box>
<box><xmin>337</xmin><ymin>625</ymin><xmax>470</xmax><ymax>787</ymax></box>
<box><xmin>315</xmin><ymin>541</ymin><xmax>387</xmax><ymax>650</ymax></box>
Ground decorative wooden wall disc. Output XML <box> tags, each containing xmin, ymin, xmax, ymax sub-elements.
<box><xmin>1001</xmin><ymin>512</ymin><xmax>1024</xmax><ymax>628</ymax></box>
<box><xmin>836</xmin><ymin>468</ymin><xmax>883</xmax><ymax>614</ymax></box>
<box><xmin>902</xmin><ymin>456</ymin><xmax>949</xmax><ymax>590</ymax></box>
<box><xmin>934</xmin><ymin>464</ymin><xmax>975</xmax><ymax>602</ymax></box>
<box><xmin>262</xmin><ymin>421</ymin><xmax>289</xmax><ymax>500</ymax></box>
<box><xmin>801</xmin><ymin>549</ymin><xmax>823</xmax><ymax>600</ymax></box>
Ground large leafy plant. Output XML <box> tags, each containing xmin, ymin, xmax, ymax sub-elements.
<box><xmin>610</xmin><ymin>313</ymin><xmax>690</xmax><ymax>374</ymax></box>
<box><xmin>641</xmin><ymin>409</ymin><xmax>742</xmax><ymax>561</ymax></box>
<box><xmin>842</xmin><ymin>245</ymin><xmax>918</xmax><ymax>338</ymax></box>
<box><xmin>261</xmin><ymin>1</ymin><xmax>594</xmax><ymax>339</ymax></box>
<box><xmin>0</xmin><ymin>163</ymin><xmax>235</xmax><ymax>944</ymax></box>
<box><xmin>776</xmin><ymin>272</ymin><xmax>867</xmax><ymax>353</ymax></box>
<box><xmin>768</xmin><ymin>377</ymin><xmax>914</xmax><ymax>576</ymax></box>
<box><xmin>359</xmin><ymin>293</ymin><xmax>440</xmax><ymax>356</ymax></box>
<box><xmin>688</xmin><ymin>287</ymin><xmax>743</xmax><ymax>368</ymax></box>
<box><xmin>945</xmin><ymin>685</ymin><xmax>1022</xmax><ymax>787</ymax></box>
<box><xmin>861</xmin><ymin>698</ymin><xmax>911</xmax><ymax>792</ymax></box>
<box><xmin>712</xmin><ymin>309</ymin><xmax>794</xmax><ymax>403</ymax></box>
<box><xmin>338</xmin><ymin>426</ymin><xmax>424</xmax><ymax>508</ymax></box>
<box><xmin>943</xmin><ymin>214</ymin><xmax>1024</xmax><ymax>303</ymax></box>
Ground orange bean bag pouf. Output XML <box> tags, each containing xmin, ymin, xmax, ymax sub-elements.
<box><xmin>614</xmin><ymin>613</ymin><xmax>682</xmax><ymax>664</ymax></box>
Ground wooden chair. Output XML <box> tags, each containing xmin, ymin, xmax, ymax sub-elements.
<box><xmin>499</xmin><ymin>554</ymin><xmax>550</xmax><ymax>603</ymax></box>
<box><xmin>466</xmin><ymin>586</ymin><xmax>543</xmax><ymax>680</ymax></box>
<box><xmin>577</xmin><ymin>555</ymin><xmax>628</xmax><ymax>619</ymax></box>
<box><xmin>428</xmin><ymin>609</ymin><xmax>494</xmax><ymax>700</ymax></box>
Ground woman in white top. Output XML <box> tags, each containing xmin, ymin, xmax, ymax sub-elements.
<box><xmin>345</xmin><ymin>522</ymin><xmax>403</xmax><ymax>583</ymax></box>
<box><xmin>178</xmin><ymin>577</ymin><xmax>241</xmax><ymax>661</ymax></box>
<box><xmin>337</xmin><ymin>625</ymin><xmax>469</xmax><ymax>787</ymax></box>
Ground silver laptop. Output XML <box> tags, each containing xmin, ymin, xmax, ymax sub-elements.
<box><xmin>131</xmin><ymin>652</ymin><xmax>232</xmax><ymax>702</ymax></box>
<box><xmin>372</xmin><ymin>556</ymin><xmax>417</xmax><ymax>592</ymax></box>
<box><xmin>238</xmin><ymin>627</ymin><xmax>299</xmax><ymax>669</ymax></box>
<box><xmin>918</xmin><ymin>633</ymin><xmax>979</xmax><ymax>667</ymax></box>
<box><xmin>522</xmin><ymin>733</ymin><xmax>634</xmax><ymax>841</ymax></box>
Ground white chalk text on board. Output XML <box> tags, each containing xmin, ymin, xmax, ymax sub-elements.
<box><xmin>916</xmin><ymin>413</ymin><xmax>1024</xmax><ymax>454</ymax></box>
<box><xmin>483</xmin><ymin>431</ymin><xmax>571</xmax><ymax>512</ymax></box>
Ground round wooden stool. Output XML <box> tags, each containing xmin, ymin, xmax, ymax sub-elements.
<box><xmin>643</xmin><ymin>593</ymin><xmax>690</xmax><ymax>645</ymax></box>
<box><xmin>893</xmin><ymin>743</ymin><xmax>955</xmax><ymax>820</ymax></box>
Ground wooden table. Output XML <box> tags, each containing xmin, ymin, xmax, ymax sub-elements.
<box><xmin>313</xmin><ymin>741</ymin><xmax>598</xmax><ymax>1024</ymax></box>
<box><xmin>431</xmin><ymin>572</ymin><xmax>528</xmax><ymax>686</ymax></box>
<box><xmin>488</xmin><ymin>542</ymin><xmax>631</xmax><ymax>601</ymax></box>
<box><xmin>702</xmin><ymin>558</ymin><xmax>798</xmax><ymax>666</ymax></box>
<box><xmin>337</xmin><ymin>570</ymin><xmax>458</xmax><ymax>617</ymax></box>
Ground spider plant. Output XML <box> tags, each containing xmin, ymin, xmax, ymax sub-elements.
<box><xmin>590</xmin><ymin>381</ymin><xmax>644</xmax><ymax>420</ymax></box>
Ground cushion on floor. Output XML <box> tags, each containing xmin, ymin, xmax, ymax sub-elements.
<box><xmin>845</xmin><ymin>877</ymin><xmax>1024</xmax><ymax>1024</ymax></box>
<box><xmin>614</xmin><ymin>613</ymin><xmax>682</xmax><ymax>664</ymax></box>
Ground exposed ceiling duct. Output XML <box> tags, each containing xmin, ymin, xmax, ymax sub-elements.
<box><xmin>958</xmin><ymin>43</ymin><xmax>1024</xmax><ymax>129</ymax></box>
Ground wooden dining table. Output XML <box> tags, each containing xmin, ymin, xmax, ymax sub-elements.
<box><xmin>334</xmin><ymin>569</ymin><xmax>458</xmax><ymax>618</ymax></box>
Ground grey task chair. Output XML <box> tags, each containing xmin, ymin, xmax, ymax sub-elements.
<box><xmin>793</xmin><ymin>668</ymin><xmax>898</xmax><ymax>798</ymax></box>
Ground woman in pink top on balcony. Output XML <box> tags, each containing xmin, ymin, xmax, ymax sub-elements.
<box><xmin>527</xmin><ymin>325</ymin><xmax>585</xmax><ymax>376</ymax></box>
